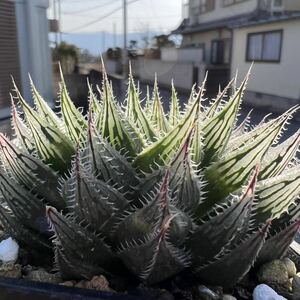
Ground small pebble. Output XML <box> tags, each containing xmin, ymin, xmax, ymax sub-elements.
<box><xmin>257</xmin><ymin>260</ymin><xmax>289</xmax><ymax>288</ymax></box>
<box><xmin>0</xmin><ymin>237</ymin><xmax>19</xmax><ymax>263</ymax></box>
<box><xmin>197</xmin><ymin>285</ymin><xmax>219</xmax><ymax>300</ymax></box>
<box><xmin>0</xmin><ymin>263</ymin><xmax>21</xmax><ymax>278</ymax></box>
<box><xmin>253</xmin><ymin>284</ymin><xmax>287</xmax><ymax>300</ymax></box>
<box><xmin>223</xmin><ymin>295</ymin><xmax>237</xmax><ymax>300</ymax></box>
<box><xmin>282</xmin><ymin>258</ymin><xmax>297</xmax><ymax>278</ymax></box>
<box><xmin>25</xmin><ymin>269</ymin><xmax>61</xmax><ymax>284</ymax></box>
<box><xmin>292</xmin><ymin>275</ymin><xmax>300</xmax><ymax>299</ymax></box>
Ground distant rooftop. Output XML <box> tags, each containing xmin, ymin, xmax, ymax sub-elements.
<box><xmin>172</xmin><ymin>10</ymin><xmax>300</xmax><ymax>34</ymax></box>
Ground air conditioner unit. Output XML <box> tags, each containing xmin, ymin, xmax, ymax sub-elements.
<box><xmin>271</xmin><ymin>0</ymin><xmax>284</xmax><ymax>12</ymax></box>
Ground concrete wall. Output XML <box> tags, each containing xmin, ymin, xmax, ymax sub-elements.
<box><xmin>161</xmin><ymin>47</ymin><xmax>204</xmax><ymax>63</ymax></box>
<box><xmin>135</xmin><ymin>58</ymin><xmax>206</xmax><ymax>91</ymax></box>
<box><xmin>104</xmin><ymin>60</ymin><xmax>122</xmax><ymax>75</ymax></box>
<box><xmin>182</xmin><ymin>29</ymin><xmax>231</xmax><ymax>65</ymax></box>
<box><xmin>231</xmin><ymin>19</ymin><xmax>300</xmax><ymax>110</ymax></box>
<box><xmin>15</xmin><ymin>0</ymin><xmax>52</xmax><ymax>105</ymax></box>
<box><xmin>189</xmin><ymin>0</ymin><xmax>258</xmax><ymax>24</ymax></box>
<box><xmin>161</xmin><ymin>48</ymin><xmax>178</xmax><ymax>62</ymax></box>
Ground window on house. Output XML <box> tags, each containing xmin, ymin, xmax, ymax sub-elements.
<box><xmin>211</xmin><ymin>39</ymin><xmax>231</xmax><ymax>65</ymax></box>
<box><xmin>223</xmin><ymin>0</ymin><xmax>248</xmax><ymax>6</ymax></box>
<box><xmin>246</xmin><ymin>30</ymin><xmax>282</xmax><ymax>62</ymax></box>
<box><xmin>200</xmin><ymin>0</ymin><xmax>215</xmax><ymax>13</ymax></box>
<box><xmin>273</xmin><ymin>0</ymin><xmax>283</xmax><ymax>6</ymax></box>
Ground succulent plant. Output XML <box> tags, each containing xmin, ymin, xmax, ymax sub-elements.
<box><xmin>0</xmin><ymin>65</ymin><xmax>299</xmax><ymax>288</ymax></box>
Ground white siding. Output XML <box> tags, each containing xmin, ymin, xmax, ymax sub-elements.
<box><xmin>231</xmin><ymin>20</ymin><xmax>300</xmax><ymax>100</ymax></box>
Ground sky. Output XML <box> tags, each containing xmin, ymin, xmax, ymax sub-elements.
<box><xmin>48</xmin><ymin>0</ymin><xmax>183</xmax><ymax>35</ymax></box>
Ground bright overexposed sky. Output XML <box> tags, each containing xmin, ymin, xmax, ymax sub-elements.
<box><xmin>48</xmin><ymin>0</ymin><xmax>183</xmax><ymax>34</ymax></box>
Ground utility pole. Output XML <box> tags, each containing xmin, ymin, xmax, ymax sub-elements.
<box><xmin>181</xmin><ymin>0</ymin><xmax>188</xmax><ymax>19</ymax></box>
<box><xmin>102</xmin><ymin>31</ymin><xmax>106</xmax><ymax>53</ymax></box>
<box><xmin>113</xmin><ymin>22</ymin><xmax>117</xmax><ymax>48</ymax></box>
<box><xmin>58</xmin><ymin>0</ymin><xmax>62</xmax><ymax>43</ymax></box>
<box><xmin>122</xmin><ymin>0</ymin><xmax>128</xmax><ymax>77</ymax></box>
<box><xmin>53</xmin><ymin>0</ymin><xmax>58</xmax><ymax>47</ymax></box>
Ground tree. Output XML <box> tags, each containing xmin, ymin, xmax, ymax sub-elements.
<box><xmin>152</xmin><ymin>34</ymin><xmax>175</xmax><ymax>49</ymax></box>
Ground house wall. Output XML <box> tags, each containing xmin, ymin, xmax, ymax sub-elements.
<box><xmin>231</xmin><ymin>19</ymin><xmax>300</xmax><ymax>111</ymax></box>
<box><xmin>259</xmin><ymin>0</ymin><xmax>300</xmax><ymax>11</ymax></box>
<box><xmin>182</xmin><ymin>29</ymin><xmax>231</xmax><ymax>65</ymax></box>
<box><xmin>189</xmin><ymin>0</ymin><xmax>258</xmax><ymax>24</ymax></box>
<box><xmin>284</xmin><ymin>0</ymin><xmax>300</xmax><ymax>11</ymax></box>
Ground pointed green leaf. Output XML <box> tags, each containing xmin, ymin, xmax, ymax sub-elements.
<box><xmin>169</xmin><ymin>129</ymin><xmax>203</xmax><ymax>212</ymax></box>
<box><xmin>226</xmin><ymin>106</ymin><xmax>298</xmax><ymax>153</ymax></box>
<box><xmin>190</xmin><ymin>119</ymin><xmax>203</xmax><ymax>165</ymax></box>
<box><xmin>168</xmin><ymin>81</ymin><xmax>180</xmax><ymax>126</ymax></box>
<box><xmin>254</xmin><ymin>166</ymin><xmax>300</xmax><ymax>223</ymax></box>
<box><xmin>59</xmin><ymin>68</ymin><xmax>87</xmax><ymax>144</ymax></box>
<box><xmin>117</xmin><ymin>173</ymin><xmax>191</xmax><ymax>284</ymax></box>
<box><xmin>29</xmin><ymin>76</ymin><xmax>63</xmax><ymax>131</ymax></box>
<box><xmin>0</xmin><ymin>171</ymin><xmax>47</xmax><ymax>232</ymax></box>
<box><xmin>0</xmin><ymin>204</ymin><xmax>52</xmax><ymax>254</ymax></box>
<box><xmin>256</xmin><ymin>219</ymin><xmax>300</xmax><ymax>265</ymax></box>
<box><xmin>118</xmin><ymin>216</ymin><xmax>190</xmax><ymax>284</ymax></box>
<box><xmin>88</xmin><ymin>81</ymin><xmax>103</xmax><ymax>132</ymax></box>
<box><xmin>62</xmin><ymin>150</ymin><xmax>129</xmax><ymax>236</ymax></box>
<box><xmin>0</xmin><ymin>134</ymin><xmax>65</xmax><ymax>209</ymax></box>
<box><xmin>13</xmin><ymin>82</ymin><xmax>75</xmax><ymax>173</ymax></box>
<box><xmin>100</xmin><ymin>71</ymin><xmax>142</xmax><ymax>156</ymax></box>
<box><xmin>260</xmin><ymin>130</ymin><xmax>300</xmax><ymax>180</ymax></box>
<box><xmin>87</xmin><ymin>122</ymin><xmax>139</xmax><ymax>193</ymax></box>
<box><xmin>205</xmin><ymin>77</ymin><xmax>234</xmax><ymax>119</ymax></box>
<box><xmin>201</xmin><ymin>72</ymin><xmax>249</xmax><ymax>166</ymax></box>
<box><xmin>11</xmin><ymin>99</ymin><xmax>35</xmax><ymax>154</ymax></box>
<box><xmin>144</xmin><ymin>85</ymin><xmax>152</xmax><ymax>118</ymax></box>
<box><xmin>133</xmin><ymin>89</ymin><xmax>202</xmax><ymax>172</ymax></box>
<box><xmin>202</xmin><ymin>113</ymin><xmax>288</xmax><ymax>211</ymax></box>
<box><xmin>232</xmin><ymin>109</ymin><xmax>252</xmax><ymax>137</ymax></box>
<box><xmin>47</xmin><ymin>206</ymin><xmax>115</xmax><ymax>279</ymax></box>
<box><xmin>194</xmin><ymin>223</ymin><xmax>269</xmax><ymax>288</ymax></box>
<box><xmin>125</xmin><ymin>71</ymin><xmax>157</xmax><ymax>142</ymax></box>
<box><xmin>150</xmin><ymin>78</ymin><xmax>170</xmax><ymax>133</ymax></box>
<box><xmin>54</xmin><ymin>247</ymin><xmax>105</xmax><ymax>280</ymax></box>
<box><xmin>188</xmin><ymin>167</ymin><xmax>257</xmax><ymax>264</ymax></box>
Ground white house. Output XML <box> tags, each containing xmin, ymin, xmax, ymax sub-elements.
<box><xmin>173</xmin><ymin>0</ymin><xmax>300</xmax><ymax>111</ymax></box>
<box><xmin>0</xmin><ymin>0</ymin><xmax>52</xmax><ymax>119</ymax></box>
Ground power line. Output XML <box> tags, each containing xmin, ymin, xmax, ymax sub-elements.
<box><xmin>67</xmin><ymin>6</ymin><xmax>123</xmax><ymax>32</ymax></box>
<box><xmin>66</xmin><ymin>0</ymin><xmax>139</xmax><ymax>32</ymax></box>
<box><xmin>63</xmin><ymin>0</ymin><xmax>119</xmax><ymax>15</ymax></box>
<box><xmin>61</xmin><ymin>0</ymin><xmax>118</xmax><ymax>3</ymax></box>
<box><xmin>63</xmin><ymin>12</ymin><xmax>178</xmax><ymax>19</ymax></box>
